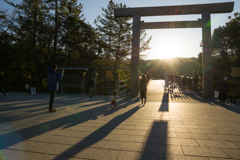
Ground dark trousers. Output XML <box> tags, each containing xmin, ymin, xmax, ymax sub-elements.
<box><xmin>49</xmin><ymin>91</ymin><xmax>56</xmax><ymax>110</ymax></box>
<box><xmin>183</xmin><ymin>83</ymin><xmax>186</xmax><ymax>89</ymax></box>
<box><xmin>188</xmin><ymin>83</ymin><xmax>191</xmax><ymax>90</ymax></box>
<box><xmin>219</xmin><ymin>92</ymin><xmax>226</xmax><ymax>103</ymax></box>
<box><xmin>230</xmin><ymin>96</ymin><xmax>236</xmax><ymax>104</ymax></box>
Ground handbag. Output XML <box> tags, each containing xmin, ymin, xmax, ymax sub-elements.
<box><xmin>214</xmin><ymin>91</ymin><xmax>219</xmax><ymax>98</ymax></box>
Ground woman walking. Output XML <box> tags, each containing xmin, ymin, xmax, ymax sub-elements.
<box><xmin>229</xmin><ymin>78</ymin><xmax>238</xmax><ymax>105</ymax></box>
<box><xmin>216</xmin><ymin>75</ymin><xmax>228</xmax><ymax>105</ymax></box>
<box><xmin>139</xmin><ymin>75</ymin><xmax>147</xmax><ymax>104</ymax></box>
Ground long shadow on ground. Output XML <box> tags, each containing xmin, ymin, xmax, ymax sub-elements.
<box><xmin>170</xmin><ymin>89</ymin><xmax>240</xmax><ymax>114</ymax></box>
<box><xmin>0</xmin><ymin>96</ymin><xmax>140</xmax><ymax>154</ymax></box>
<box><xmin>53</xmin><ymin>101</ymin><xmax>142</xmax><ymax>160</ymax></box>
<box><xmin>0</xmin><ymin>96</ymin><xmax>109</xmax><ymax>123</ymax></box>
<box><xmin>140</xmin><ymin>85</ymin><xmax>169</xmax><ymax>160</ymax></box>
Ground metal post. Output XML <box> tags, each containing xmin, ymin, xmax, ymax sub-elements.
<box><xmin>202</xmin><ymin>11</ymin><xmax>213</xmax><ymax>99</ymax></box>
<box><xmin>130</xmin><ymin>15</ymin><xmax>140</xmax><ymax>97</ymax></box>
<box><xmin>239</xmin><ymin>77</ymin><xmax>240</xmax><ymax>98</ymax></box>
<box><xmin>115</xmin><ymin>73</ymin><xmax>120</xmax><ymax>94</ymax></box>
<box><xmin>93</xmin><ymin>74</ymin><xmax>96</xmax><ymax>95</ymax></box>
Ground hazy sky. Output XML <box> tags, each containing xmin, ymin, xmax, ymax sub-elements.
<box><xmin>1</xmin><ymin>0</ymin><xmax>239</xmax><ymax>59</ymax></box>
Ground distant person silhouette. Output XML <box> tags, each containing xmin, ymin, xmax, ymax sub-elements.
<box><xmin>0</xmin><ymin>75</ymin><xmax>6</xmax><ymax>96</ymax></box>
<box><xmin>187</xmin><ymin>75</ymin><xmax>192</xmax><ymax>90</ymax></box>
<box><xmin>182</xmin><ymin>75</ymin><xmax>187</xmax><ymax>90</ymax></box>
<box><xmin>229</xmin><ymin>78</ymin><xmax>238</xmax><ymax>105</ymax></box>
<box><xmin>31</xmin><ymin>76</ymin><xmax>37</xmax><ymax>95</ymax></box>
<box><xmin>88</xmin><ymin>77</ymin><xmax>94</xmax><ymax>98</ymax></box>
<box><xmin>216</xmin><ymin>75</ymin><xmax>228</xmax><ymax>105</ymax></box>
<box><xmin>139</xmin><ymin>75</ymin><xmax>147</xmax><ymax>104</ymax></box>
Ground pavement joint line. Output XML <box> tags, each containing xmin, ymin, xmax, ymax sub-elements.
<box><xmin>179</xmin><ymin>145</ymin><xmax>186</xmax><ymax>156</ymax></box>
<box><xmin>219</xmin><ymin>148</ymin><xmax>231</xmax><ymax>159</ymax></box>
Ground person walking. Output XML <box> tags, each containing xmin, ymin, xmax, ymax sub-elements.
<box><xmin>187</xmin><ymin>75</ymin><xmax>192</xmax><ymax>91</ymax></box>
<box><xmin>0</xmin><ymin>76</ymin><xmax>6</xmax><ymax>96</ymax></box>
<box><xmin>139</xmin><ymin>74</ymin><xmax>147</xmax><ymax>104</ymax></box>
<box><xmin>229</xmin><ymin>78</ymin><xmax>238</xmax><ymax>105</ymax></box>
<box><xmin>193</xmin><ymin>75</ymin><xmax>198</xmax><ymax>91</ymax></box>
<box><xmin>88</xmin><ymin>77</ymin><xmax>94</xmax><ymax>98</ymax></box>
<box><xmin>25</xmin><ymin>83</ymin><xmax>30</xmax><ymax>94</ymax></box>
<box><xmin>31</xmin><ymin>76</ymin><xmax>37</xmax><ymax>95</ymax></box>
<box><xmin>47</xmin><ymin>64</ymin><xmax>64</xmax><ymax>112</ymax></box>
<box><xmin>182</xmin><ymin>75</ymin><xmax>187</xmax><ymax>90</ymax></box>
<box><xmin>110</xmin><ymin>90</ymin><xmax>119</xmax><ymax>109</ymax></box>
<box><xmin>216</xmin><ymin>75</ymin><xmax>228</xmax><ymax>105</ymax></box>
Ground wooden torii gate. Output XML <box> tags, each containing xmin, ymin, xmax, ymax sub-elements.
<box><xmin>114</xmin><ymin>2</ymin><xmax>234</xmax><ymax>99</ymax></box>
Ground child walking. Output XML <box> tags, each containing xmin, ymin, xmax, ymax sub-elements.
<box><xmin>110</xmin><ymin>90</ymin><xmax>119</xmax><ymax>109</ymax></box>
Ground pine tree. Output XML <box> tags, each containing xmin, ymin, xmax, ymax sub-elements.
<box><xmin>58</xmin><ymin>0</ymin><xmax>99</xmax><ymax>66</ymax></box>
<box><xmin>94</xmin><ymin>0</ymin><xmax>117</xmax><ymax>65</ymax></box>
<box><xmin>4</xmin><ymin>0</ymin><xmax>50</xmax><ymax>85</ymax></box>
<box><xmin>95</xmin><ymin>0</ymin><xmax>152</xmax><ymax>73</ymax></box>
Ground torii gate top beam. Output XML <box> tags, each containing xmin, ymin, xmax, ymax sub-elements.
<box><xmin>114</xmin><ymin>2</ymin><xmax>234</xmax><ymax>17</ymax></box>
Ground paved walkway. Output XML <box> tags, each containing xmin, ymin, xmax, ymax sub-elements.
<box><xmin>0</xmin><ymin>80</ymin><xmax>240</xmax><ymax>160</ymax></box>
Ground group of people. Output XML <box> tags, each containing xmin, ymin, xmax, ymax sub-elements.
<box><xmin>109</xmin><ymin>74</ymin><xmax>148</xmax><ymax>109</ymax></box>
<box><xmin>2</xmin><ymin>64</ymin><xmax>237</xmax><ymax>111</ymax></box>
<box><xmin>168</xmin><ymin>74</ymin><xmax>198</xmax><ymax>91</ymax></box>
<box><xmin>180</xmin><ymin>75</ymin><xmax>198</xmax><ymax>91</ymax></box>
<box><xmin>216</xmin><ymin>75</ymin><xmax>238</xmax><ymax>105</ymax></box>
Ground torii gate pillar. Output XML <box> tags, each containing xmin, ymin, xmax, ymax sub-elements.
<box><xmin>202</xmin><ymin>11</ymin><xmax>213</xmax><ymax>99</ymax></box>
<box><xmin>130</xmin><ymin>15</ymin><xmax>140</xmax><ymax>97</ymax></box>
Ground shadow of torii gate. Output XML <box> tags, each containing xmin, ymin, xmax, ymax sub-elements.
<box><xmin>114</xmin><ymin>2</ymin><xmax>234</xmax><ymax>99</ymax></box>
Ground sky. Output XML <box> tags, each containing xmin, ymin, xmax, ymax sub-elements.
<box><xmin>1</xmin><ymin>0</ymin><xmax>239</xmax><ymax>60</ymax></box>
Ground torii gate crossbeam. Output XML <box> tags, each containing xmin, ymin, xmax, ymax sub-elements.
<box><xmin>114</xmin><ymin>2</ymin><xmax>234</xmax><ymax>99</ymax></box>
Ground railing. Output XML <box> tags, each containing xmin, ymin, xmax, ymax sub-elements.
<box><xmin>119</xmin><ymin>79</ymin><xmax>128</xmax><ymax>95</ymax></box>
<box><xmin>60</xmin><ymin>75</ymin><xmax>85</xmax><ymax>94</ymax></box>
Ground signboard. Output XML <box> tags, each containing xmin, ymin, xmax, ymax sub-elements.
<box><xmin>231</xmin><ymin>67</ymin><xmax>240</xmax><ymax>77</ymax></box>
<box><xmin>106</xmin><ymin>70</ymin><xmax>113</xmax><ymax>79</ymax></box>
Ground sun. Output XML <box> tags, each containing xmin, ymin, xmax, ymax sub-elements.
<box><xmin>149</xmin><ymin>41</ymin><xmax>182</xmax><ymax>59</ymax></box>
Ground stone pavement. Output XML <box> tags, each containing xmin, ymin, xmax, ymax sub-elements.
<box><xmin>0</xmin><ymin>80</ymin><xmax>240</xmax><ymax>160</ymax></box>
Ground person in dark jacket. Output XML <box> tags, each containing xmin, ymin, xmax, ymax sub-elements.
<box><xmin>216</xmin><ymin>75</ymin><xmax>228</xmax><ymax>105</ymax></box>
<box><xmin>229</xmin><ymin>78</ymin><xmax>238</xmax><ymax>105</ymax></box>
<box><xmin>47</xmin><ymin>64</ymin><xmax>64</xmax><ymax>112</ymax></box>
<box><xmin>193</xmin><ymin>75</ymin><xmax>198</xmax><ymax>91</ymax></box>
<box><xmin>0</xmin><ymin>76</ymin><xmax>6</xmax><ymax>96</ymax></box>
<box><xmin>187</xmin><ymin>75</ymin><xmax>192</xmax><ymax>91</ymax></box>
<box><xmin>139</xmin><ymin>75</ymin><xmax>147</xmax><ymax>104</ymax></box>
<box><xmin>88</xmin><ymin>77</ymin><xmax>94</xmax><ymax>98</ymax></box>
<box><xmin>182</xmin><ymin>75</ymin><xmax>187</xmax><ymax>90</ymax></box>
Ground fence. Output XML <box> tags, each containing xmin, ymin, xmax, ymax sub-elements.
<box><xmin>95</xmin><ymin>74</ymin><xmax>129</xmax><ymax>96</ymax></box>
<box><xmin>60</xmin><ymin>74</ymin><xmax>85</xmax><ymax>94</ymax></box>
<box><xmin>95</xmin><ymin>79</ymin><xmax>115</xmax><ymax>95</ymax></box>
<box><xmin>118</xmin><ymin>79</ymin><xmax>129</xmax><ymax>95</ymax></box>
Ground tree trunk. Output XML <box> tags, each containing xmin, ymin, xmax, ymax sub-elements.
<box><xmin>33</xmin><ymin>2</ymin><xmax>40</xmax><ymax>87</ymax></box>
<box><xmin>54</xmin><ymin>0</ymin><xmax>58</xmax><ymax>55</ymax></box>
